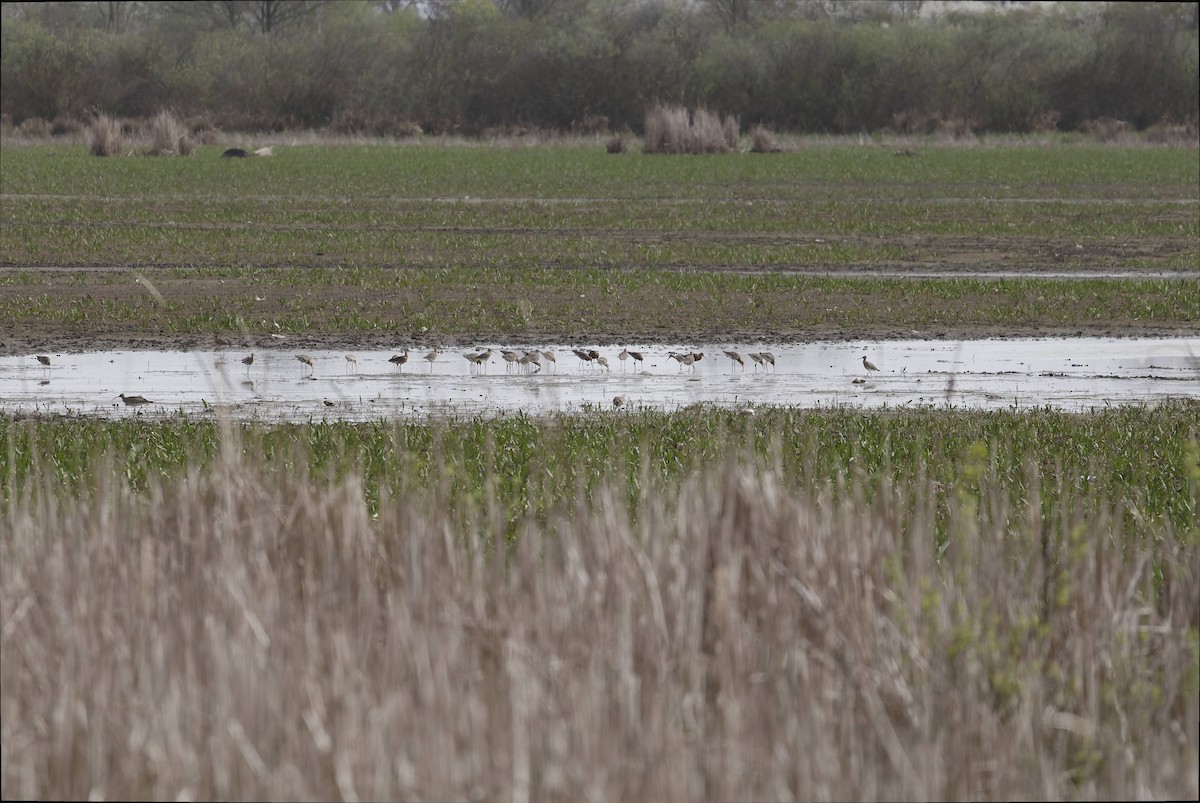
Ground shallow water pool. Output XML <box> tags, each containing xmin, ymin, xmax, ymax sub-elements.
<box><xmin>3</xmin><ymin>338</ymin><xmax>1197</xmax><ymax>421</ymax></box>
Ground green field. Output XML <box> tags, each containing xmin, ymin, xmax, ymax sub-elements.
<box><xmin>5</xmin><ymin>403</ymin><xmax>1199</xmax><ymax>538</ymax></box>
<box><xmin>1</xmin><ymin>144</ymin><xmax>1197</xmax><ymax>273</ymax></box>
<box><xmin>1</xmin><ymin>266</ymin><xmax>1195</xmax><ymax>345</ymax></box>
<box><xmin>2</xmin><ymin>144</ymin><xmax>1198</xmax><ymax>347</ymax></box>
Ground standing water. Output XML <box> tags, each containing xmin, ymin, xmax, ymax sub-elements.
<box><xmin>2</xmin><ymin>338</ymin><xmax>1197</xmax><ymax>421</ymax></box>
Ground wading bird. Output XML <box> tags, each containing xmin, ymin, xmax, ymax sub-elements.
<box><xmin>241</xmin><ymin>354</ymin><xmax>254</xmax><ymax>370</ymax></box>
<box><xmin>465</xmin><ymin>349</ymin><xmax>493</xmax><ymax>373</ymax></box>
<box><xmin>862</xmin><ymin>355</ymin><xmax>879</xmax><ymax>372</ymax></box>
<box><xmin>760</xmin><ymin>352</ymin><xmax>775</xmax><ymax>373</ymax></box>
<box><xmin>748</xmin><ymin>353</ymin><xmax>765</xmax><ymax>372</ymax></box>
<box><xmin>520</xmin><ymin>352</ymin><xmax>542</xmax><ymax>373</ymax></box>
<box><xmin>596</xmin><ymin>356</ymin><xmax>610</xmax><ymax>371</ymax></box>
<box><xmin>670</xmin><ymin>352</ymin><xmax>699</xmax><ymax>373</ymax></box>
<box><xmin>618</xmin><ymin>348</ymin><xmax>630</xmax><ymax>371</ymax></box>
<box><xmin>628</xmin><ymin>350</ymin><xmax>644</xmax><ymax>371</ymax></box>
<box><xmin>296</xmin><ymin>354</ymin><xmax>315</xmax><ymax>375</ymax></box>
<box><xmin>345</xmin><ymin>355</ymin><xmax>358</xmax><ymax>373</ymax></box>
<box><xmin>424</xmin><ymin>348</ymin><xmax>439</xmax><ymax>371</ymax></box>
<box><xmin>723</xmin><ymin>351</ymin><xmax>745</xmax><ymax>371</ymax></box>
<box><xmin>502</xmin><ymin>350</ymin><xmax>521</xmax><ymax>373</ymax></box>
<box><xmin>540</xmin><ymin>350</ymin><xmax>556</xmax><ymax>373</ymax></box>
<box><xmin>36</xmin><ymin>355</ymin><xmax>51</xmax><ymax>369</ymax></box>
<box><xmin>389</xmin><ymin>351</ymin><xmax>409</xmax><ymax>372</ymax></box>
<box><xmin>117</xmin><ymin>393</ymin><xmax>153</xmax><ymax>407</ymax></box>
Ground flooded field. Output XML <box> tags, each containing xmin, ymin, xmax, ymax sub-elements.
<box><xmin>3</xmin><ymin>337</ymin><xmax>1197</xmax><ymax>421</ymax></box>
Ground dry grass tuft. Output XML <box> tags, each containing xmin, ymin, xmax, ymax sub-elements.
<box><xmin>16</xmin><ymin>116</ymin><xmax>50</xmax><ymax>139</ymax></box>
<box><xmin>145</xmin><ymin>109</ymin><xmax>194</xmax><ymax>156</ymax></box>
<box><xmin>1145</xmin><ymin>116</ymin><xmax>1199</xmax><ymax>146</ymax></box>
<box><xmin>644</xmin><ymin>102</ymin><xmax>739</xmax><ymax>154</ymax></box>
<box><xmin>2</xmin><ymin>435</ymin><xmax>1196</xmax><ymax>801</ymax></box>
<box><xmin>749</xmin><ymin>124</ymin><xmax>781</xmax><ymax>153</ymax></box>
<box><xmin>88</xmin><ymin>113</ymin><xmax>125</xmax><ymax>157</ymax></box>
<box><xmin>605</xmin><ymin>133</ymin><xmax>626</xmax><ymax>154</ymax></box>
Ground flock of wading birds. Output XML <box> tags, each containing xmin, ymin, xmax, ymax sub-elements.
<box><xmin>33</xmin><ymin>350</ymin><xmax>883</xmax><ymax>409</ymax></box>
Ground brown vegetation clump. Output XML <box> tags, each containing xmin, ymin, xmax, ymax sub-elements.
<box><xmin>1081</xmin><ymin>117</ymin><xmax>1134</xmax><ymax>143</ymax></box>
<box><xmin>935</xmin><ymin>113</ymin><xmax>980</xmax><ymax>140</ymax></box>
<box><xmin>88</xmin><ymin>113</ymin><xmax>125</xmax><ymax>157</ymax></box>
<box><xmin>889</xmin><ymin>109</ymin><xmax>935</xmax><ymax>135</ymax></box>
<box><xmin>145</xmin><ymin>109</ymin><xmax>194</xmax><ymax>156</ymax></box>
<box><xmin>1026</xmin><ymin>109</ymin><xmax>1062</xmax><ymax>133</ymax></box>
<box><xmin>49</xmin><ymin>116</ymin><xmax>83</xmax><ymax>138</ymax></box>
<box><xmin>643</xmin><ymin>102</ymin><xmax>739</xmax><ymax>155</ymax></box>
<box><xmin>749</xmin><ymin>124</ymin><xmax>781</xmax><ymax>153</ymax></box>
<box><xmin>1145</xmin><ymin>116</ymin><xmax>1199</xmax><ymax>146</ymax></box>
<box><xmin>605</xmin><ymin>133</ymin><xmax>626</xmax><ymax>154</ymax></box>
<box><xmin>16</xmin><ymin>117</ymin><xmax>50</xmax><ymax>139</ymax></box>
<box><xmin>186</xmin><ymin>115</ymin><xmax>221</xmax><ymax>146</ymax></box>
<box><xmin>572</xmin><ymin>115</ymin><xmax>611</xmax><ymax>136</ymax></box>
<box><xmin>1</xmin><ymin>437</ymin><xmax>1195</xmax><ymax>801</ymax></box>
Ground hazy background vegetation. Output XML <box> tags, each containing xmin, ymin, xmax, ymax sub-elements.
<box><xmin>2</xmin><ymin>0</ymin><xmax>1197</xmax><ymax>137</ymax></box>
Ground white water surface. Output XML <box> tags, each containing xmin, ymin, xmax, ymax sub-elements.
<box><xmin>3</xmin><ymin>338</ymin><xmax>1197</xmax><ymax>421</ymax></box>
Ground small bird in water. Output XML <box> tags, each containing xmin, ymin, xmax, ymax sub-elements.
<box><xmin>241</xmin><ymin>354</ymin><xmax>254</xmax><ymax>368</ymax></box>
<box><xmin>862</xmin><ymin>355</ymin><xmax>879</xmax><ymax>372</ymax></box>
<box><xmin>323</xmin><ymin>399</ymin><xmax>335</xmax><ymax>407</ymax></box>
<box><xmin>520</xmin><ymin>351</ymin><xmax>542</xmax><ymax>373</ymax></box>
<box><xmin>118</xmin><ymin>393</ymin><xmax>153</xmax><ymax>406</ymax></box>
<box><xmin>389</xmin><ymin>351</ymin><xmax>409</xmax><ymax>372</ymax></box>
<box><xmin>612</xmin><ymin>395</ymin><xmax>626</xmax><ymax>409</ymax></box>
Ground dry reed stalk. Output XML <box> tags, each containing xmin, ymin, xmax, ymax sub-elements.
<box><xmin>1</xmin><ymin>444</ymin><xmax>1195</xmax><ymax>801</ymax></box>
<box><xmin>644</xmin><ymin>103</ymin><xmax>739</xmax><ymax>155</ymax></box>
<box><xmin>88</xmin><ymin>113</ymin><xmax>124</xmax><ymax>157</ymax></box>
<box><xmin>146</xmin><ymin>109</ymin><xmax>194</xmax><ymax>156</ymax></box>
<box><xmin>750</xmin><ymin>124</ymin><xmax>780</xmax><ymax>153</ymax></box>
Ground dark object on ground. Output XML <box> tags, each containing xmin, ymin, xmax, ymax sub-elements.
<box><xmin>222</xmin><ymin>148</ymin><xmax>250</xmax><ymax>158</ymax></box>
